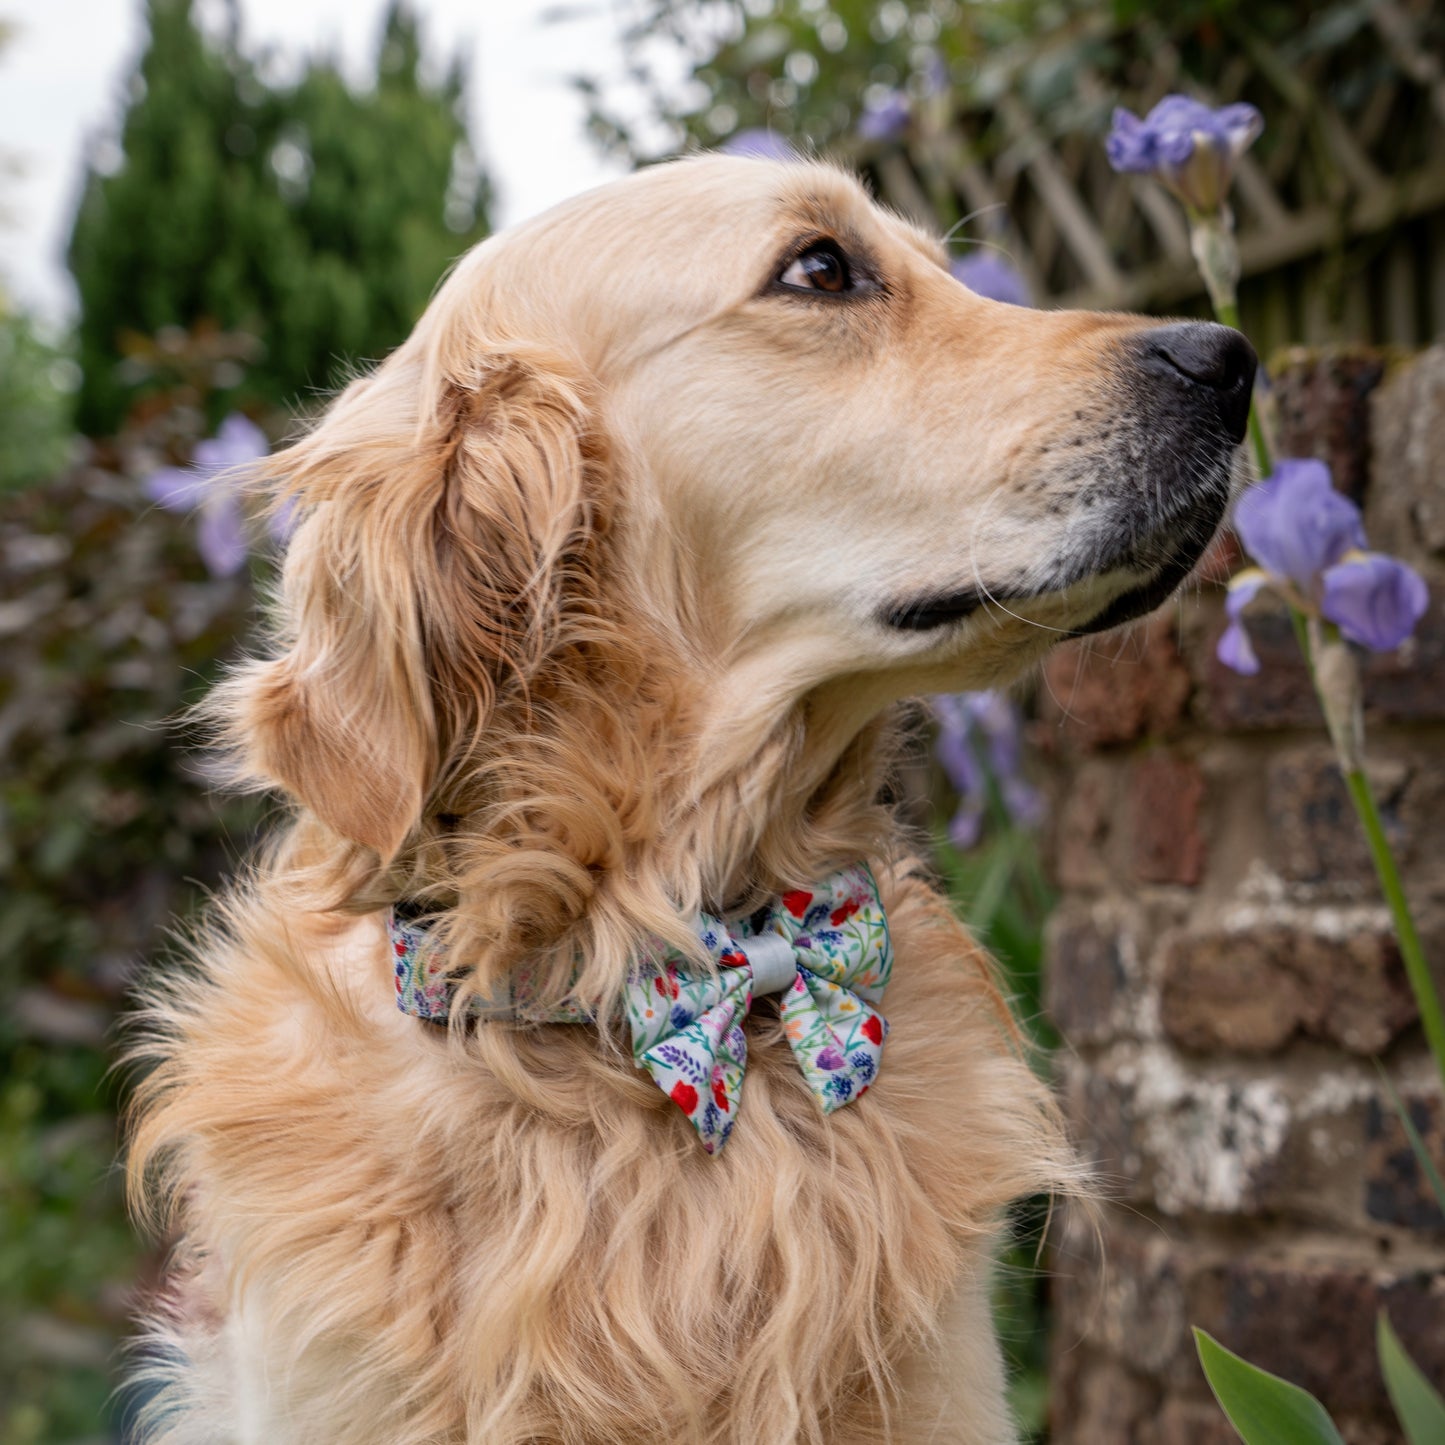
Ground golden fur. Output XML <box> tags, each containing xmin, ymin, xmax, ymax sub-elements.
<box><xmin>126</xmin><ymin>156</ymin><xmax>1241</xmax><ymax>1442</ymax></box>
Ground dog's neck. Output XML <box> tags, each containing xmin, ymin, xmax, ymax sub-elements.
<box><xmin>360</xmin><ymin>674</ymin><xmax>903</xmax><ymax>1019</ymax></box>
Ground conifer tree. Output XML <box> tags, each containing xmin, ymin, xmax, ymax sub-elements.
<box><xmin>68</xmin><ymin>0</ymin><xmax>490</xmax><ymax>435</ymax></box>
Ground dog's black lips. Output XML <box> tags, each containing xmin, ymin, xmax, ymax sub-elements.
<box><xmin>882</xmin><ymin>587</ymin><xmax>988</xmax><ymax>630</ymax></box>
<box><xmin>1067</xmin><ymin>544</ymin><xmax>1203</xmax><ymax>637</ymax></box>
<box><xmin>878</xmin><ymin>480</ymin><xmax>1230</xmax><ymax>637</ymax></box>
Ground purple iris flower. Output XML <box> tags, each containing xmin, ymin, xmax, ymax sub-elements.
<box><xmin>145</xmin><ymin>413</ymin><xmax>270</xmax><ymax>577</ymax></box>
<box><xmin>1107</xmin><ymin>95</ymin><xmax>1263</xmax><ymax>212</ymax></box>
<box><xmin>720</xmin><ymin>129</ymin><xmax>798</xmax><ymax>162</ymax></box>
<box><xmin>934</xmin><ymin>692</ymin><xmax>1044</xmax><ymax>850</ymax></box>
<box><xmin>1320</xmin><ymin>554</ymin><xmax>1430</xmax><ymax>652</ymax></box>
<box><xmin>815</xmin><ymin>1046</ymin><xmax>846</xmax><ymax>1071</ymax></box>
<box><xmin>951</xmin><ymin>254</ymin><xmax>1032</xmax><ymax>307</ymax></box>
<box><xmin>857</xmin><ymin>88</ymin><xmax>910</xmax><ymax>143</ymax></box>
<box><xmin>1218</xmin><ymin>458</ymin><xmax>1430</xmax><ymax>673</ymax></box>
<box><xmin>1233</xmin><ymin>460</ymin><xmax>1365</xmax><ymax>588</ymax></box>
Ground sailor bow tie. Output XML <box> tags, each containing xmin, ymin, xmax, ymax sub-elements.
<box><xmin>389</xmin><ymin>862</ymin><xmax>893</xmax><ymax>1155</ymax></box>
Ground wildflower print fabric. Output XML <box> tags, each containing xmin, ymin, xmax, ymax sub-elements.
<box><xmin>391</xmin><ymin>916</ymin><xmax>451</xmax><ymax>1021</ymax></box>
<box><xmin>624</xmin><ymin>864</ymin><xmax>892</xmax><ymax>1154</ymax></box>
<box><xmin>389</xmin><ymin>863</ymin><xmax>893</xmax><ymax>1155</ymax></box>
<box><xmin>389</xmin><ymin>919</ymin><xmax>593</xmax><ymax>1025</ymax></box>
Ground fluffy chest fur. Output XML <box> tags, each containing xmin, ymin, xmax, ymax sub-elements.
<box><xmin>131</xmin><ymin>864</ymin><xmax>1063</xmax><ymax>1445</ymax></box>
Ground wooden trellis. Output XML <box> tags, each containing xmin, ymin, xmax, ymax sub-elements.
<box><xmin>857</xmin><ymin>0</ymin><xmax>1445</xmax><ymax>354</ymax></box>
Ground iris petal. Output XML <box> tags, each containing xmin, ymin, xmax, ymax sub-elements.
<box><xmin>1321</xmin><ymin>554</ymin><xmax>1429</xmax><ymax>652</ymax></box>
<box><xmin>1224</xmin><ymin>568</ymin><xmax>1268</xmax><ymax>620</ymax></box>
<box><xmin>1216</xmin><ymin>620</ymin><xmax>1260</xmax><ymax>675</ymax></box>
<box><xmin>1233</xmin><ymin>460</ymin><xmax>1365</xmax><ymax>589</ymax></box>
<box><xmin>951</xmin><ymin>254</ymin><xmax>1032</xmax><ymax>307</ymax></box>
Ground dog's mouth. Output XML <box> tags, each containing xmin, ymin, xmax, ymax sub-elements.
<box><xmin>880</xmin><ymin>476</ymin><xmax>1231</xmax><ymax>638</ymax></box>
<box><xmin>1066</xmin><ymin>537</ymin><xmax>1214</xmax><ymax>636</ymax></box>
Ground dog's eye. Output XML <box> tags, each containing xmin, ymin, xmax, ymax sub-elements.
<box><xmin>779</xmin><ymin>242</ymin><xmax>852</xmax><ymax>294</ymax></box>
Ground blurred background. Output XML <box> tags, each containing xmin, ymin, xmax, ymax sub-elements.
<box><xmin>2</xmin><ymin>2</ymin><xmax>1443</xmax><ymax>1441</ymax></box>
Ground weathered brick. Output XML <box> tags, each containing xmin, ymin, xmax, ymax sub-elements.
<box><xmin>1364</xmin><ymin>1092</ymin><xmax>1445</xmax><ymax>1232</ymax></box>
<box><xmin>1045</xmin><ymin>903</ymin><xmax>1151</xmax><ymax>1045</ymax></box>
<box><xmin>1053</xmin><ymin>1206</ymin><xmax>1445</xmax><ymax>1430</ymax></box>
<box><xmin>1131</xmin><ymin>753</ymin><xmax>1206</xmax><ymax>885</ymax></box>
<box><xmin>1059</xmin><ymin>1047</ymin><xmax>1445</xmax><ymax>1228</ymax></box>
<box><xmin>1160</xmin><ymin>926</ymin><xmax>1415</xmax><ymax>1056</ymax></box>
<box><xmin>1188</xmin><ymin>1253</ymin><xmax>1445</xmax><ymax>1417</ymax></box>
<box><xmin>1196</xmin><ymin>584</ymin><xmax>1445</xmax><ymax>730</ymax></box>
<box><xmin>1059</xmin><ymin>1048</ymin><xmax>1296</xmax><ymax>1216</ymax></box>
<box><xmin>1368</xmin><ymin>342</ymin><xmax>1445</xmax><ymax>558</ymax></box>
<box><xmin>1038</xmin><ymin>611</ymin><xmax>1193</xmax><ymax>749</ymax></box>
<box><xmin>1054</xmin><ymin>758</ymin><xmax>1117</xmax><ymax>891</ymax></box>
<box><xmin>1359</xmin><ymin>590</ymin><xmax>1445</xmax><ymax>723</ymax></box>
<box><xmin>1058</xmin><ymin>1060</ymin><xmax>1147</xmax><ymax>1195</ymax></box>
<box><xmin>1152</xmin><ymin>1399</ymin><xmax>1239</xmax><ymax>1445</ymax></box>
<box><xmin>1271</xmin><ymin>346</ymin><xmax>1387</xmax><ymax>502</ymax></box>
<box><xmin>1039</xmin><ymin>341</ymin><xmax>1445</xmax><ymax>1443</ymax></box>
<box><xmin>1199</xmin><ymin>604</ymin><xmax>1320</xmax><ymax>730</ymax></box>
<box><xmin>1048</xmin><ymin>1354</ymin><xmax>1159</xmax><ymax>1445</ymax></box>
<box><xmin>1266</xmin><ymin>747</ymin><xmax>1404</xmax><ymax>884</ymax></box>
<box><xmin>1160</xmin><ymin>930</ymin><xmax>1306</xmax><ymax>1052</ymax></box>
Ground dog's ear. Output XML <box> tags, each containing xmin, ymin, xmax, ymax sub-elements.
<box><xmin>218</xmin><ymin>340</ymin><xmax>603</xmax><ymax>863</ymax></box>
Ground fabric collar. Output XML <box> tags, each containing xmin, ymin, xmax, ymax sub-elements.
<box><xmin>388</xmin><ymin>863</ymin><xmax>893</xmax><ymax>1154</ymax></box>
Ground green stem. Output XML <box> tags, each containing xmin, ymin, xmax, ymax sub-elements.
<box><xmin>1214</xmin><ymin>297</ymin><xmax>1273</xmax><ymax>477</ymax></box>
<box><xmin>1343</xmin><ymin>768</ymin><xmax>1445</xmax><ymax>1093</ymax></box>
<box><xmin>1194</xmin><ymin>209</ymin><xmax>1443</xmax><ymax>1091</ymax></box>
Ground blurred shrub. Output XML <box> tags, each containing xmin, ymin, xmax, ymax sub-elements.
<box><xmin>0</xmin><ymin>438</ymin><xmax>262</xmax><ymax>1439</ymax></box>
<box><xmin>68</xmin><ymin>0</ymin><xmax>492</xmax><ymax>436</ymax></box>
<box><xmin>0</xmin><ymin>310</ymin><xmax>77</xmax><ymax>492</ymax></box>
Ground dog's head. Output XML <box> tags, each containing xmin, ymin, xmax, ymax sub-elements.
<box><xmin>226</xmin><ymin>156</ymin><xmax>1251</xmax><ymax>918</ymax></box>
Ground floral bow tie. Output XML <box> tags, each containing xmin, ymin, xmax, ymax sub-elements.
<box><xmin>626</xmin><ymin>864</ymin><xmax>892</xmax><ymax>1153</ymax></box>
<box><xmin>388</xmin><ymin>863</ymin><xmax>893</xmax><ymax>1155</ymax></box>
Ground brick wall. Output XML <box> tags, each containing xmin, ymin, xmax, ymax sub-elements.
<box><xmin>1038</xmin><ymin>346</ymin><xmax>1445</xmax><ymax>1443</ymax></box>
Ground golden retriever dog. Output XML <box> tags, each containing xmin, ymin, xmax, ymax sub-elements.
<box><xmin>127</xmin><ymin>155</ymin><xmax>1255</xmax><ymax>1444</ymax></box>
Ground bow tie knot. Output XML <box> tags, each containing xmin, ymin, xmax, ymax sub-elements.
<box><xmin>625</xmin><ymin>864</ymin><xmax>893</xmax><ymax>1154</ymax></box>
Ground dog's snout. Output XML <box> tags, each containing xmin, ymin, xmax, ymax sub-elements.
<box><xmin>1139</xmin><ymin>321</ymin><xmax>1258</xmax><ymax>444</ymax></box>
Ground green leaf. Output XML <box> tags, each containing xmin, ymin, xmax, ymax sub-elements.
<box><xmin>1376</xmin><ymin>1064</ymin><xmax>1445</xmax><ymax>1221</ymax></box>
<box><xmin>1194</xmin><ymin>1329</ymin><xmax>1347</xmax><ymax>1445</ymax></box>
<box><xmin>1378</xmin><ymin>1312</ymin><xmax>1445</xmax><ymax>1445</ymax></box>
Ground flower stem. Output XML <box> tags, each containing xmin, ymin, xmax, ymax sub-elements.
<box><xmin>1295</xmin><ymin>618</ymin><xmax>1440</xmax><ymax>1084</ymax></box>
<box><xmin>1194</xmin><ymin>208</ymin><xmax>1443</xmax><ymax>1089</ymax></box>
<box><xmin>1213</xmin><ymin>297</ymin><xmax>1273</xmax><ymax>477</ymax></box>
<box><xmin>1342</xmin><ymin>767</ymin><xmax>1445</xmax><ymax>1092</ymax></box>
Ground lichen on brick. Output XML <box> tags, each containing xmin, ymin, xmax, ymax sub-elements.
<box><xmin>1109</xmin><ymin>1044</ymin><xmax>1291</xmax><ymax>1214</ymax></box>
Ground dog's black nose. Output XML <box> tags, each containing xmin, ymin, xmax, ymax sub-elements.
<box><xmin>1140</xmin><ymin>322</ymin><xmax>1258</xmax><ymax>444</ymax></box>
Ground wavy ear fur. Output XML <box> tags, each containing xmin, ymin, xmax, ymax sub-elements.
<box><xmin>216</xmin><ymin>337</ymin><xmax>606</xmax><ymax>863</ymax></box>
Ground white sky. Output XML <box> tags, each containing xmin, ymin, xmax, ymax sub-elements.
<box><xmin>0</xmin><ymin>0</ymin><xmax>640</xmax><ymax>319</ymax></box>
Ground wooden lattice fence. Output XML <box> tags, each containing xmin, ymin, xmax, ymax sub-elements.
<box><xmin>854</xmin><ymin>0</ymin><xmax>1445</xmax><ymax>352</ymax></box>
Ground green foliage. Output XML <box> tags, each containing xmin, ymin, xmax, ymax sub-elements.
<box><xmin>1194</xmin><ymin>1329</ymin><xmax>1348</xmax><ymax>1445</ymax></box>
<box><xmin>0</xmin><ymin>431</ymin><xmax>262</xmax><ymax>1436</ymax></box>
<box><xmin>936</xmin><ymin>825</ymin><xmax>1055</xmax><ymax>1052</ymax></box>
<box><xmin>941</xmin><ymin>820</ymin><xmax>1054</xmax><ymax>1440</ymax></box>
<box><xmin>583</xmin><ymin>0</ymin><xmax>1024</xmax><ymax>162</ymax></box>
<box><xmin>932</xmin><ymin>732</ymin><xmax>1054</xmax><ymax>1440</ymax></box>
<box><xmin>1378</xmin><ymin>1313</ymin><xmax>1445</xmax><ymax>1445</ymax></box>
<box><xmin>0</xmin><ymin>311</ymin><xmax>76</xmax><ymax>492</ymax></box>
<box><xmin>68</xmin><ymin>0</ymin><xmax>491</xmax><ymax>436</ymax></box>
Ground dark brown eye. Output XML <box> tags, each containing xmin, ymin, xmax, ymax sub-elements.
<box><xmin>779</xmin><ymin>242</ymin><xmax>851</xmax><ymax>294</ymax></box>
